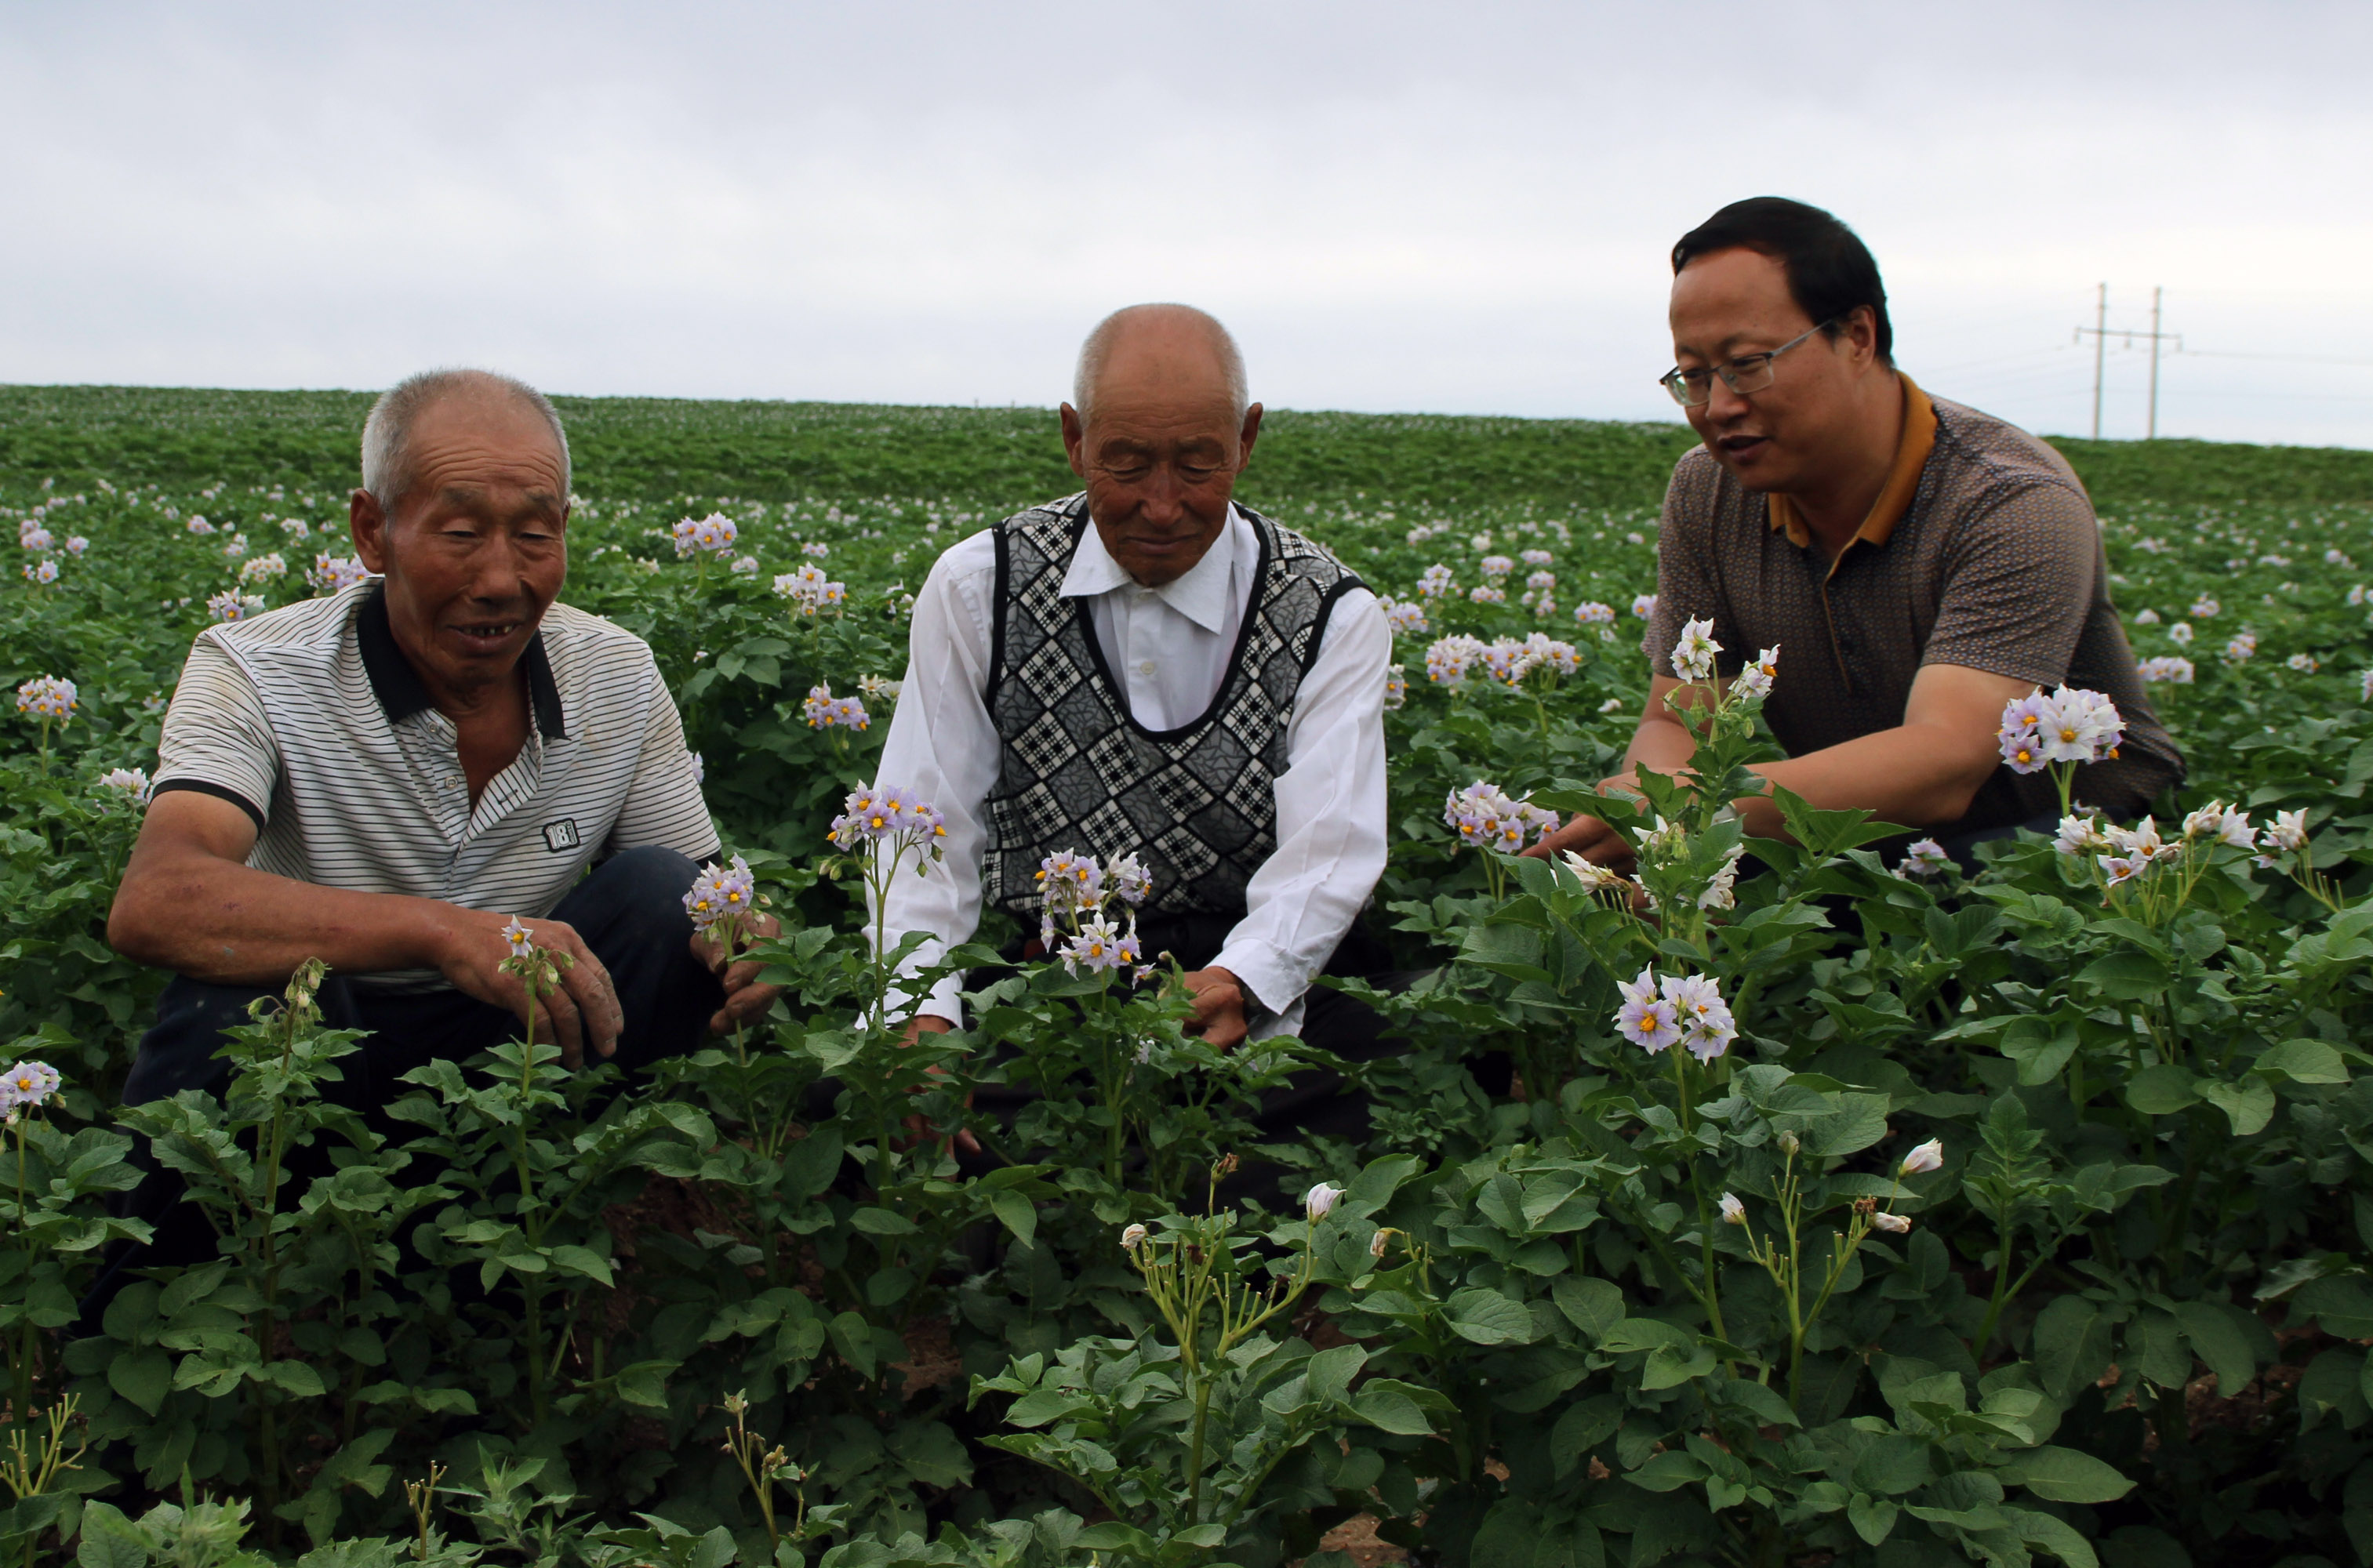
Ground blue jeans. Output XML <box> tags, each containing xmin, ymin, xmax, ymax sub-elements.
<box><xmin>93</xmin><ymin>846</ymin><xmax>721</xmax><ymax>1305</ymax></box>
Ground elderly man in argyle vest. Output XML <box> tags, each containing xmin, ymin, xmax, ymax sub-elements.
<box><xmin>874</xmin><ymin>303</ymin><xmax>1394</xmax><ymax>1132</ymax></box>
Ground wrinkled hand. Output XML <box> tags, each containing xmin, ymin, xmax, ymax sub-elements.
<box><xmin>695</xmin><ymin>910</ymin><xmax>785</xmax><ymax>1036</ymax></box>
<box><xmin>1524</xmin><ymin>772</ymin><xmax>1648</xmax><ymax>872</ymax></box>
<box><xmin>898</xmin><ymin>1014</ymin><xmax>980</xmax><ymax>1157</ymax></box>
<box><xmin>438</xmin><ymin>909</ymin><xmax>623</xmax><ymax>1070</ymax></box>
<box><xmin>1528</xmin><ymin>811</ymin><xmax>1637</xmax><ymax>873</ymax></box>
<box><xmin>1183</xmin><ymin>966</ymin><xmax>1248</xmax><ymax>1052</ymax></box>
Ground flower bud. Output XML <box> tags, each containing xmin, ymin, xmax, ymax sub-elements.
<box><xmin>1718</xmin><ymin>1192</ymin><xmax>1746</xmax><ymax>1225</ymax></box>
<box><xmin>1871</xmin><ymin>1211</ymin><xmax>1912</xmax><ymax>1233</ymax></box>
<box><xmin>1304</xmin><ymin>1182</ymin><xmax>1345</xmax><ymax>1222</ymax></box>
<box><xmin>1369</xmin><ymin>1228</ymin><xmax>1391</xmax><ymax>1260</ymax></box>
<box><xmin>1119</xmin><ymin>1224</ymin><xmax>1148</xmax><ymax>1251</ymax></box>
<box><xmin>1899</xmin><ymin>1138</ymin><xmax>1945</xmax><ymax>1176</ymax></box>
<box><xmin>1775</xmin><ymin>1131</ymin><xmax>1799</xmax><ymax>1156</ymax></box>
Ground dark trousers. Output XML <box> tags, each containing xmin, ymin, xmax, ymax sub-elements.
<box><xmin>93</xmin><ymin>846</ymin><xmax>722</xmax><ymax>1301</ymax></box>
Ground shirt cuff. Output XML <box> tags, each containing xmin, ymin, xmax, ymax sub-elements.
<box><xmin>1209</xmin><ymin>941</ymin><xmax>1303</xmax><ymax>1022</ymax></box>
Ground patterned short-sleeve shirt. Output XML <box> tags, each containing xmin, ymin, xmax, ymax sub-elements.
<box><xmin>1646</xmin><ymin>379</ymin><xmax>2183</xmax><ymax>832</ymax></box>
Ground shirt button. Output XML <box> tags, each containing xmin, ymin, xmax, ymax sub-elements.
<box><xmin>1138</xmin><ymin>659</ymin><xmax>1157</xmax><ymax>675</ymax></box>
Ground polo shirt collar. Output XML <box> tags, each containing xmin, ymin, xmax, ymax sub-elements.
<box><xmin>1058</xmin><ymin>503</ymin><xmax>1245</xmax><ymax>636</ymax></box>
<box><xmin>357</xmin><ymin>581</ymin><xmax>567</xmax><ymax>739</ymax></box>
<box><xmin>1766</xmin><ymin>374</ymin><xmax>1939</xmax><ymax>552</ymax></box>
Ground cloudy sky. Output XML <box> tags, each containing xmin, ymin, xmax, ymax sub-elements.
<box><xmin>3</xmin><ymin>2</ymin><xmax>2367</xmax><ymax>445</ymax></box>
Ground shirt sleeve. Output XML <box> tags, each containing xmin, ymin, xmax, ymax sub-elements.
<box><xmin>1917</xmin><ymin>480</ymin><xmax>2097</xmax><ymax>688</ymax></box>
<box><xmin>604</xmin><ymin>651</ymin><xmax>724</xmax><ymax>861</ymax></box>
<box><xmin>1648</xmin><ymin>455</ymin><xmax>1735</xmax><ymax>680</ymax></box>
<box><xmin>1210</xmin><ymin>585</ymin><xmax>1390</xmax><ymax>1024</ymax></box>
<box><xmin>153</xmin><ymin>633</ymin><xmax>280</xmax><ymax>828</ymax></box>
<box><xmin>870</xmin><ymin>534</ymin><xmax>1001</xmax><ymax>1022</ymax></box>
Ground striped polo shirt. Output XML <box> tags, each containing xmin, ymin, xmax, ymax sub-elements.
<box><xmin>153</xmin><ymin>579</ymin><xmax>720</xmax><ymax>989</ymax></box>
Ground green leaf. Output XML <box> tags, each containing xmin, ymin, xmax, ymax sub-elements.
<box><xmin>1551</xmin><ymin>1276</ymin><xmax>1625</xmax><ymax>1341</ymax></box>
<box><xmin>1004</xmin><ymin>1389</ymin><xmax>1085</xmax><ymax>1428</ymax></box>
<box><xmin>2257</xmin><ymin>1037</ymin><xmax>2350</xmax><ymax>1084</ymax></box>
<box><xmin>1809</xmin><ymin>1094</ymin><xmax>1891</xmax><ymax>1158</ymax></box>
<box><xmin>1305</xmin><ymin>1343</ymin><xmax>1366</xmax><ymax>1407</ymax></box>
<box><xmin>1350</xmin><ymin>1387</ymin><xmax>1433</xmax><ymax>1436</ymax></box>
<box><xmin>986</xmin><ymin>1190</ymin><xmax>1036</xmax><ymax>1249</ymax></box>
<box><xmin>75</xmin><ymin>1502</ymin><xmax>147</xmax><ymax>1568</ymax></box>
<box><xmin>2200</xmin><ymin>1076</ymin><xmax>2277</xmax><ymax>1136</ymax></box>
<box><xmin>2302</xmin><ymin>1276</ymin><xmax>2373</xmax><ymax>1338</ymax></box>
<box><xmin>2032</xmin><ymin>1295</ymin><xmax>2110</xmax><ymax>1400</ymax></box>
<box><xmin>889</xmin><ymin>1420</ymin><xmax>972</xmax><ymax>1490</ymax></box>
<box><xmin>549</xmin><ymin>1245</ymin><xmax>616</xmax><ymax>1287</ymax></box>
<box><xmin>1850</xmin><ymin>1435</ymin><xmax>1931</xmax><ymax>1497</ymax></box>
<box><xmin>2124</xmin><ymin>1064</ymin><xmax>2199</xmax><ymax>1115</ymax></box>
<box><xmin>1848</xmin><ymin>1492</ymin><xmax>1899</xmax><ymax>1546</ymax></box>
<box><xmin>613</xmin><ymin>1362</ymin><xmax>670</xmax><ymax>1408</ymax></box>
<box><xmin>2003</xmin><ymin>1504</ymin><xmax>2100</xmax><ymax>1568</ymax></box>
<box><xmin>1624</xmin><ymin>1450</ymin><xmax>1706</xmax><ymax>1492</ymax></box>
<box><xmin>1717</xmin><ymin>1376</ymin><xmax>1801</xmax><ymax>1429</ymax></box>
<box><xmin>827</xmin><ymin>1311</ymin><xmax>876</xmax><ymax>1380</ymax></box>
<box><xmin>687</xmin><ymin>1526</ymin><xmax>736</xmax><ymax>1568</ymax></box>
<box><xmin>2077</xmin><ymin>950</ymin><xmax>2170</xmax><ymax>1000</ymax></box>
<box><xmin>107</xmin><ymin>1348</ymin><xmax>170</xmax><ymax>1416</ymax></box>
<box><xmin>268</xmin><ymin>1359</ymin><xmax>329</xmax><ymax>1397</ymax></box>
<box><xmin>1443</xmin><ymin>1288</ymin><xmax>1536</xmax><ymax>1345</ymax></box>
<box><xmin>782</xmin><ymin>1127</ymin><xmax>843</xmax><ymax>1199</ymax></box>
<box><xmin>849</xmin><ymin>1207</ymin><xmax>918</xmax><ymax>1236</ymax></box>
<box><xmin>2171</xmin><ymin>1301</ymin><xmax>2256</xmax><ymax>1395</ymax></box>
<box><xmin>2011</xmin><ymin>1445</ymin><xmax>2135</xmax><ymax>1504</ymax></box>
<box><xmin>1551</xmin><ymin>1396</ymin><xmax>1622</xmax><ymax>1477</ymax></box>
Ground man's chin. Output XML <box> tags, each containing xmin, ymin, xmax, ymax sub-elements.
<box><xmin>1118</xmin><ymin>536</ymin><xmax>1217</xmax><ymax>586</ymax></box>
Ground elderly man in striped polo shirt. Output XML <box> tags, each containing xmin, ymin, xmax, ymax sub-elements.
<box><xmin>106</xmin><ymin>369</ymin><xmax>775</xmax><ymax>1265</ymax></box>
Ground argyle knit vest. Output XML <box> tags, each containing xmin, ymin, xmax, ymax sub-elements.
<box><xmin>982</xmin><ymin>495</ymin><xmax>1363</xmax><ymax>924</ymax></box>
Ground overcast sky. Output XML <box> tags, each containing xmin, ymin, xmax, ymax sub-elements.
<box><xmin>2</xmin><ymin>3</ymin><xmax>2367</xmax><ymax>447</ymax></box>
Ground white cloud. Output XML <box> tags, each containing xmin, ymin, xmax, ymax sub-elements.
<box><xmin>2</xmin><ymin>2</ymin><xmax>2368</xmax><ymax>444</ymax></box>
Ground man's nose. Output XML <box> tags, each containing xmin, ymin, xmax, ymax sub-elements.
<box><xmin>1136</xmin><ymin>466</ymin><xmax>1187</xmax><ymax>525</ymax></box>
<box><xmin>1703</xmin><ymin>376</ymin><xmax>1753</xmax><ymax>423</ymax></box>
<box><xmin>467</xmin><ymin>540</ymin><xmax>534</xmax><ymax>600</ymax></box>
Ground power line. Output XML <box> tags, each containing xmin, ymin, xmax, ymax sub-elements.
<box><xmin>2177</xmin><ymin>348</ymin><xmax>2373</xmax><ymax>368</ymax></box>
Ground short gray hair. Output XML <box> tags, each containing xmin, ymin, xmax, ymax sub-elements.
<box><xmin>360</xmin><ymin>368</ymin><xmax>571</xmax><ymax>511</ymax></box>
<box><xmin>1071</xmin><ymin>303</ymin><xmax>1248</xmax><ymax>426</ymax></box>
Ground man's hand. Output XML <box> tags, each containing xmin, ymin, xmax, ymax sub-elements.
<box><xmin>897</xmin><ymin>1013</ymin><xmax>979</xmax><ymax>1157</ymax></box>
<box><xmin>1183</xmin><ymin>966</ymin><xmax>1249</xmax><ymax>1052</ymax></box>
<box><xmin>695</xmin><ymin>912</ymin><xmax>784</xmax><ymax>1035</ymax></box>
<box><xmin>1526</xmin><ymin>788</ymin><xmax>1642</xmax><ymax>873</ymax></box>
<box><xmin>436</xmin><ymin>909</ymin><xmax>624</xmax><ymax>1070</ymax></box>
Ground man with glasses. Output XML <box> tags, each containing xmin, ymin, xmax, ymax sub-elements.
<box><xmin>1532</xmin><ymin>198</ymin><xmax>2181</xmax><ymax>872</ymax></box>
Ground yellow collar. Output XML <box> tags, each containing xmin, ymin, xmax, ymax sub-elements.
<box><xmin>1765</xmin><ymin>374</ymin><xmax>1936</xmax><ymax>552</ymax></box>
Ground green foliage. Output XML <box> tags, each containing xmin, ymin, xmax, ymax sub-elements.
<box><xmin>2</xmin><ymin>397</ymin><xmax>2372</xmax><ymax>1565</ymax></box>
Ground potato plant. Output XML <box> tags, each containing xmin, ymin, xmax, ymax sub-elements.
<box><xmin>1</xmin><ymin>395</ymin><xmax>2371</xmax><ymax>1566</ymax></box>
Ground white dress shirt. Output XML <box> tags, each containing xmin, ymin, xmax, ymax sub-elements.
<box><xmin>872</xmin><ymin>503</ymin><xmax>1388</xmax><ymax>1035</ymax></box>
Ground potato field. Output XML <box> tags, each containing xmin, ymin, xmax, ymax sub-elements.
<box><xmin>5</xmin><ymin>385</ymin><xmax>2373</xmax><ymax>1568</ymax></box>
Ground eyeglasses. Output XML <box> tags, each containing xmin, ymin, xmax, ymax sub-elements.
<box><xmin>1659</xmin><ymin>321</ymin><xmax>1835</xmax><ymax>407</ymax></box>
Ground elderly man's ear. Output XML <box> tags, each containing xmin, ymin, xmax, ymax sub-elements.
<box><xmin>350</xmin><ymin>488</ymin><xmax>390</xmax><ymax>574</ymax></box>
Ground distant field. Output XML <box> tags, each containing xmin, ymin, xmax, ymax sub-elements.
<box><xmin>2</xmin><ymin>383</ymin><xmax>2368</xmax><ymax>510</ymax></box>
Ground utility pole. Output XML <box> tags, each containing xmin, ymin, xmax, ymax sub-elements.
<box><xmin>2088</xmin><ymin>284</ymin><xmax>2106</xmax><ymax>439</ymax></box>
<box><xmin>2147</xmin><ymin>286</ymin><xmax>2163</xmax><ymax>440</ymax></box>
<box><xmin>2073</xmin><ymin>285</ymin><xmax>2181</xmax><ymax>440</ymax></box>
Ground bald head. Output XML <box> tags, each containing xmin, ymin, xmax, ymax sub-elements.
<box><xmin>1059</xmin><ymin>304</ymin><xmax>1263</xmax><ymax>588</ymax></box>
<box><xmin>361</xmin><ymin>368</ymin><xmax>570</xmax><ymax>514</ymax></box>
<box><xmin>1071</xmin><ymin>304</ymin><xmax>1248</xmax><ymax>428</ymax></box>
